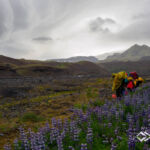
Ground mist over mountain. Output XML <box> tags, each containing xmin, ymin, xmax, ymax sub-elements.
<box><xmin>95</xmin><ymin>52</ymin><xmax>115</xmax><ymax>60</ymax></box>
<box><xmin>48</xmin><ymin>56</ymin><xmax>99</xmax><ymax>63</ymax></box>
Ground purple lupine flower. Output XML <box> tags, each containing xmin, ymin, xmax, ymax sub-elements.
<box><xmin>61</xmin><ymin>130</ymin><xmax>66</xmax><ymax>139</ymax></box>
<box><xmin>148</xmin><ymin>114</ymin><xmax>150</xmax><ymax>128</ymax></box>
<box><xmin>63</xmin><ymin>119</ymin><xmax>69</xmax><ymax>133</ymax></box>
<box><xmin>127</xmin><ymin>126</ymin><xmax>133</xmax><ymax>137</ymax></box>
<box><xmin>37</xmin><ymin>132</ymin><xmax>46</xmax><ymax>150</ymax></box>
<box><xmin>50</xmin><ymin>127</ymin><xmax>59</xmax><ymax>143</ymax></box>
<box><xmin>111</xmin><ymin>143</ymin><xmax>117</xmax><ymax>150</ymax></box>
<box><xmin>108</xmin><ymin>122</ymin><xmax>112</xmax><ymax>128</ymax></box>
<box><xmin>115</xmin><ymin>111</ymin><xmax>119</xmax><ymax>120</ymax></box>
<box><xmin>70</xmin><ymin>121</ymin><xmax>76</xmax><ymax>136</ymax></box>
<box><xmin>30</xmin><ymin>133</ymin><xmax>37</xmax><ymax>150</ymax></box>
<box><xmin>45</xmin><ymin>122</ymin><xmax>50</xmax><ymax>132</ymax></box>
<box><xmin>57</xmin><ymin>119</ymin><xmax>62</xmax><ymax>131</ymax></box>
<box><xmin>13</xmin><ymin>139</ymin><xmax>19</xmax><ymax>150</ymax></box>
<box><xmin>57</xmin><ymin>136</ymin><xmax>63</xmax><ymax>150</ymax></box>
<box><xmin>73</xmin><ymin>128</ymin><xmax>80</xmax><ymax>141</ymax></box>
<box><xmin>68</xmin><ymin>146</ymin><xmax>75</xmax><ymax>150</ymax></box>
<box><xmin>4</xmin><ymin>144</ymin><xmax>11</xmax><ymax>150</ymax></box>
<box><xmin>103</xmin><ymin>123</ymin><xmax>106</xmax><ymax>128</ymax></box>
<box><xmin>117</xmin><ymin>136</ymin><xmax>122</xmax><ymax>141</ymax></box>
<box><xmin>80</xmin><ymin>143</ymin><xmax>87</xmax><ymax>150</ymax></box>
<box><xmin>110</xmin><ymin>137</ymin><xmax>114</xmax><ymax>143</ymax></box>
<box><xmin>128</xmin><ymin>135</ymin><xmax>135</xmax><ymax>150</ymax></box>
<box><xmin>102</xmin><ymin>140</ymin><xmax>109</xmax><ymax>144</ymax></box>
<box><xmin>19</xmin><ymin>127</ymin><xmax>30</xmax><ymax>150</ymax></box>
<box><xmin>54</xmin><ymin>127</ymin><xmax>59</xmax><ymax>138</ymax></box>
<box><xmin>97</xmin><ymin>109</ymin><xmax>102</xmax><ymax>122</ymax></box>
<box><xmin>50</xmin><ymin>128</ymin><xmax>55</xmax><ymax>144</ymax></box>
<box><xmin>114</xmin><ymin>128</ymin><xmax>118</xmax><ymax>135</ymax></box>
<box><xmin>136</xmin><ymin>120</ymin><xmax>140</xmax><ymax>132</ymax></box>
<box><xmin>51</xmin><ymin>117</ymin><xmax>57</xmax><ymax>127</ymax></box>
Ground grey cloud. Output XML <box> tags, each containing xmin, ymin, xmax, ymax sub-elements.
<box><xmin>119</xmin><ymin>19</ymin><xmax>150</xmax><ymax>41</ymax></box>
<box><xmin>132</xmin><ymin>13</ymin><xmax>150</xmax><ymax>21</ymax></box>
<box><xmin>33</xmin><ymin>37</ymin><xmax>53</xmax><ymax>42</ymax></box>
<box><xmin>89</xmin><ymin>17</ymin><xmax>116</xmax><ymax>33</ymax></box>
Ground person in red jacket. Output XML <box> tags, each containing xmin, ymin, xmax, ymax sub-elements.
<box><xmin>126</xmin><ymin>76</ymin><xmax>135</xmax><ymax>92</ymax></box>
<box><xmin>129</xmin><ymin>72</ymin><xmax>138</xmax><ymax>80</ymax></box>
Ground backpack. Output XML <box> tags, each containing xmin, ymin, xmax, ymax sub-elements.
<box><xmin>129</xmin><ymin>72</ymin><xmax>138</xmax><ymax>79</ymax></box>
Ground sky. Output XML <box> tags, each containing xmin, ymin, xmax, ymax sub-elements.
<box><xmin>0</xmin><ymin>0</ymin><xmax>150</xmax><ymax>60</ymax></box>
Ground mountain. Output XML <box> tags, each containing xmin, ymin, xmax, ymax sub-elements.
<box><xmin>48</xmin><ymin>56</ymin><xmax>98</xmax><ymax>63</ymax></box>
<box><xmin>0</xmin><ymin>55</ymin><xmax>109</xmax><ymax>77</ymax></box>
<box><xmin>103</xmin><ymin>44</ymin><xmax>150</xmax><ymax>62</ymax></box>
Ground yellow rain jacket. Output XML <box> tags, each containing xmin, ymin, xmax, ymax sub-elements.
<box><xmin>112</xmin><ymin>71</ymin><xmax>127</xmax><ymax>91</ymax></box>
<box><xmin>134</xmin><ymin>77</ymin><xmax>144</xmax><ymax>86</ymax></box>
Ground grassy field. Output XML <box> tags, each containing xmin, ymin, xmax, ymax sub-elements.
<box><xmin>0</xmin><ymin>77</ymin><xmax>112</xmax><ymax>148</ymax></box>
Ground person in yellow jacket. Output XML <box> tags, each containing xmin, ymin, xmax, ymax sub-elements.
<box><xmin>134</xmin><ymin>77</ymin><xmax>144</xmax><ymax>88</ymax></box>
<box><xmin>112</xmin><ymin>71</ymin><xmax>128</xmax><ymax>97</ymax></box>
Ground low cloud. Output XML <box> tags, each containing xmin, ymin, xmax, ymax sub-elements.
<box><xmin>33</xmin><ymin>36</ymin><xmax>53</xmax><ymax>42</ymax></box>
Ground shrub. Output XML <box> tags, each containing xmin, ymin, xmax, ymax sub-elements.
<box><xmin>20</xmin><ymin>112</ymin><xmax>45</xmax><ymax>122</ymax></box>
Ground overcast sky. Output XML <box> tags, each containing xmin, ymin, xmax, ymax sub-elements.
<box><xmin>0</xmin><ymin>0</ymin><xmax>150</xmax><ymax>60</ymax></box>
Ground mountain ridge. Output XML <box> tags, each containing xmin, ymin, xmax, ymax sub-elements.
<box><xmin>102</xmin><ymin>44</ymin><xmax>150</xmax><ymax>62</ymax></box>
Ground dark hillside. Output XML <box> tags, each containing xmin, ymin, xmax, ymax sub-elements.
<box><xmin>0</xmin><ymin>55</ymin><xmax>109</xmax><ymax>77</ymax></box>
<box><xmin>0</xmin><ymin>55</ymin><xmax>42</xmax><ymax>66</ymax></box>
<box><xmin>100</xmin><ymin>60</ymin><xmax>150</xmax><ymax>76</ymax></box>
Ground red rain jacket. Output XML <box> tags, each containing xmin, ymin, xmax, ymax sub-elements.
<box><xmin>127</xmin><ymin>81</ymin><xmax>134</xmax><ymax>89</ymax></box>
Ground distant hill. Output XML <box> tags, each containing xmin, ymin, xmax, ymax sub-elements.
<box><xmin>102</xmin><ymin>44</ymin><xmax>150</xmax><ymax>62</ymax></box>
<box><xmin>0</xmin><ymin>55</ymin><xmax>108</xmax><ymax>77</ymax></box>
<box><xmin>99</xmin><ymin>60</ymin><xmax>150</xmax><ymax>76</ymax></box>
<box><xmin>48</xmin><ymin>56</ymin><xmax>98</xmax><ymax>63</ymax></box>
